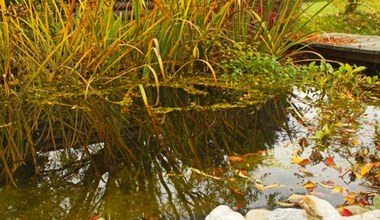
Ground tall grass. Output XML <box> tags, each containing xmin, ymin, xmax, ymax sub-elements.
<box><xmin>0</xmin><ymin>0</ymin><xmax>329</xmax><ymax>185</ymax></box>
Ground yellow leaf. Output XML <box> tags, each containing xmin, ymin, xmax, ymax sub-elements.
<box><xmin>303</xmin><ymin>180</ymin><xmax>317</xmax><ymax>189</ymax></box>
<box><xmin>332</xmin><ymin>185</ymin><xmax>343</xmax><ymax>193</ymax></box>
<box><xmin>352</xmin><ymin>139</ymin><xmax>359</xmax><ymax>147</ymax></box>
<box><xmin>360</xmin><ymin>163</ymin><xmax>374</xmax><ymax>176</ymax></box>
<box><xmin>291</xmin><ymin>156</ymin><xmax>303</xmax><ymax>164</ymax></box>
<box><xmin>291</xmin><ymin>157</ymin><xmax>311</xmax><ymax>166</ymax></box>
<box><xmin>261</xmin><ymin>183</ymin><xmax>286</xmax><ymax>191</ymax></box>
<box><xmin>190</xmin><ymin>168</ymin><xmax>221</xmax><ymax>180</ymax></box>
<box><xmin>344</xmin><ymin>192</ymin><xmax>358</xmax><ymax>205</ymax></box>
<box><xmin>255</xmin><ymin>183</ymin><xmax>265</xmax><ymax>191</ymax></box>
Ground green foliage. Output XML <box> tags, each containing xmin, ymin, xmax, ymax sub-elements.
<box><xmin>0</xmin><ymin>0</ymin><xmax>334</xmax><ymax>185</ymax></box>
<box><xmin>301</xmin><ymin>0</ymin><xmax>380</xmax><ymax>35</ymax></box>
<box><xmin>221</xmin><ymin>43</ymin><xmax>297</xmax><ymax>80</ymax></box>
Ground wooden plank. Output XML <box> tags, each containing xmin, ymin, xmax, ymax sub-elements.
<box><xmin>308</xmin><ymin>33</ymin><xmax>380</xmax><ymax>65</ymax></box>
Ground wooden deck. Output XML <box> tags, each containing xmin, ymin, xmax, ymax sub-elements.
<box><xmin>307</xmin><ymin>33</ymin><xmax>380</xmax><ymax>65</ymax></box>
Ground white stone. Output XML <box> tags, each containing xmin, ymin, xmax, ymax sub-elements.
<box><xmin>300</xmin><ymin>195</ymin><xmax>343</xmax><ymax>220</ymax></box>
<box><xmin>206</xmin><ymin>195</ymin><xmax>380</xmax><ymax>220</ymax></box>
<box><xmin>246</xmin><ymin>208</ymin><xmax>306</xmax><ymax>220</ymax></box>
<box><xmin>205</xmin><ymin>205</ymin><xmax>245</xmax><ymax>220</ymax></box>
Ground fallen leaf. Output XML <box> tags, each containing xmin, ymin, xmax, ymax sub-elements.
<box><xmin>300</xmin><ymin>168</ymin><xmax>317</xmax><ymax>177</ymax></box>
<box><xmin>376</xmin><ymin>144</ymin><xmax>380</xmax><ymax>150</ymax></box>
<box><xmin>238</xmin><ymin>169</ymin><xmax>249</xmax><ymax>178</ymax></box>
<box><xmin>339</xmin><ymin>208</ymin><xmax>353</xmax><ymax>216</ymax></box>
<box><xmin>255</xmin><ymin>183</ymin><xmax>265</xmax><ymax>191</ymax></box>
<box><xmin>303</xmin><ymin>180</ymin><xmax>317</xmax><ymax>191</ymax></box>
<box><xmin>190</xmin><ymin>168</ymin><xmax>221</xmax><ymax>180</ymax></box>
<box><xmin>340</xmin><ymin>205</ymin><xmax>371</xmax><ymax>215</ymax></box>
<box><xmin>319</xmin><ymin>180</ymin><xmax>335</xmax><ymax>189</ymax></box>
<box><xmin>230</xmin><ymin>187</ymin><xmax>245</xmax><ymax>195</ymax></box>
<box><xmin>352</xmin><ymin>139</ymin><xmax>359</xmax><ymax>147</ymax></box>
<box><xmin>344</xmin><ymin>192</ymin><xmax>358</xmax><ymax>205</ymax></box>
<box><xmin>291</xmin><ymin>157</ymin><xmax>311</xmax><ymax>166</ymax></box>
<box><xmin>261</xmin><ymin>183</ymin><xmax>285</xmax><ymax>191</ymax></box>
<box><xmin>331</xmin><ymin>185</ymin><xmax>343</xmax><ymax>193</ymax></box>
<box><xmin>229</xmin><ymin>156</ymin><xmax>245</xmax><ymax>162</ymax></box>
<box><xmin>360</xmin><ymin>163</ymin><xmax>374</xmax><ymax>176</ymax></box>
<box><xmin>324</xmin><ymin>156</ymin><xmax>336</xmax><ymax>167</ymax></box>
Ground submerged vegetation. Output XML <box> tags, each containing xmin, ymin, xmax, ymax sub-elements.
<box><xmin>0</xmin><ymin>0</ymin><xmax>380</xmax><ymax>218</ymax></box>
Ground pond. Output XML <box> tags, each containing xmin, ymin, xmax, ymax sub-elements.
<box><xmin>0</xmin><ymin>85</ymin><xmax>379</xmax><ymax>219</ymax></box>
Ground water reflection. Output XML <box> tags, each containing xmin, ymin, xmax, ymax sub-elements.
<box><xmin>0</xmin><ymin>89</ymin><xmax>291</xmax><ymax>219</ymax></box>
<box><xmin>1</xmin><ymin>86</ymin><xmax>379</xmax><ymax>219</ymax></box>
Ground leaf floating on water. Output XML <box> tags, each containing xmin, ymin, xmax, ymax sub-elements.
<box><xmin>319</xmin><ymin>180</ymin><xmax>336</xmax><ymax>189</ymax></box>
<box><xmin>229</xmin><ymin>155</ymin><xmax>245</xmax><ymax>162</ymax></box>
<box><xmin>299</xmin><ymin>168</ymin><xmax>317</xmax><ymax>177</ymax></box>
<box><xmin>375</xmin><ymin>144</ymin><xmax>380</xmax><ymax>150</ymax></box>
<box><xmin>229</xmin><ymin>177</ymin><xmax>236</xmax><ymax>182</ymax></box>
<box><xmin>261</xmin><ymin>183</ymin><xmax>286</xmax><ymax>191</ymax></box>
<box><xmin>352</xmin><ymin>139</ymin><xmax>359</xmax><ymax>147</ymax></box>
<box><xmin>230</xmin><ymin>186</ymin><xmax>245</xmax><ymax>195</ymax></box>
<box><xmin>190</xmin><ymin>168</ymin><xmax>221</xmax><ymax>180</ymax></box>
<box><xmin>360</xmin><ymin>163</ymin><xmax>374</xmax><ymax>177</ymax></box>
<box><xmin>303</xmin><ymin>180</ymin><xmax>317</xmax><ymax>191</ymax></box>
<box><xmin>291</xmin><ymin>157</ymin><xmax>311</xmax><ymax>166</ymax></box>
<box><xmin>237</xmin><ymin>169</ymin><xmax>249</xmax><ymax>178</ymax></box>
<box><xmin>324</xmin><ymin>156</ymin><xmax>336</xmax><ymax>167</ymax></box>
<box><xmin>344</xmin><ymin>192</ymin><xmax>358</xmax><ymax>205</ymax></box>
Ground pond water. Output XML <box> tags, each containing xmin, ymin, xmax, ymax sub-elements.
<box><xmin>0</xmin><ymin>87</ymin><xmax>379</xmax><ymax>219</ymax></box>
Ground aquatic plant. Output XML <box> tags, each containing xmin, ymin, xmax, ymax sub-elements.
<box><xmin>0</xmin><ymin>0</ymin><xmax>332</xmax><ymax>185</ymax></box>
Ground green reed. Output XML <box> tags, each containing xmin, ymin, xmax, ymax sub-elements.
<box><xmin>0</xmin><ymin>0</ymin><xmax>330</xmax><ymax>185</ymax></box>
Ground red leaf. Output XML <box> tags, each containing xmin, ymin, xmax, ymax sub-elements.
<box><xmin>324</xmin><ymin>156</ymin><xmax>336</xmax><ymax>167</ymax></box>
<box><xmin>340</xmin><ymin>208</ymin><xmax>353</xmax><ymax>216</ymax></box>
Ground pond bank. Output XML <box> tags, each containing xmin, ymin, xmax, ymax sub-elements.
<box><xmin>206</xmin><ymin>195</ymin><xmax>380</xmax><ymax>220</ymax></box>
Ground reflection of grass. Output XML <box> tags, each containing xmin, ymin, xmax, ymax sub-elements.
<box><xmin>302</xmin><ymin>0</ymin><xmax>380</xmax><ymax>35</ymax></box>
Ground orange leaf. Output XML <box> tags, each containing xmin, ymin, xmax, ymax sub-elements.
<box><xmin>360</xmin><ymin>163</ymin><xmax>374</xmax><ymax>176</ymax></box>
<box><xmin>229</xmin><ymin>156</ymin><xmax>245</xmax><ymax>162</ymax></box>
<box><xmin>375</xmin><ymin>172</ymin><xmax>380</xmax><ymax>180</ymax></box>
<box><xmin>376</xmin><ymin>144</ymin><xmax>380</xmax><ymax>150</ymax></box>
<box><xmin>340</xmin><ymin>208</ymin><xmax>353</xmax><ymax>216</ymax></box>
<box><xmin>324</xmin><ymin>156</ymin><xmax>336</xmax><ymax>167</ymax></box>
